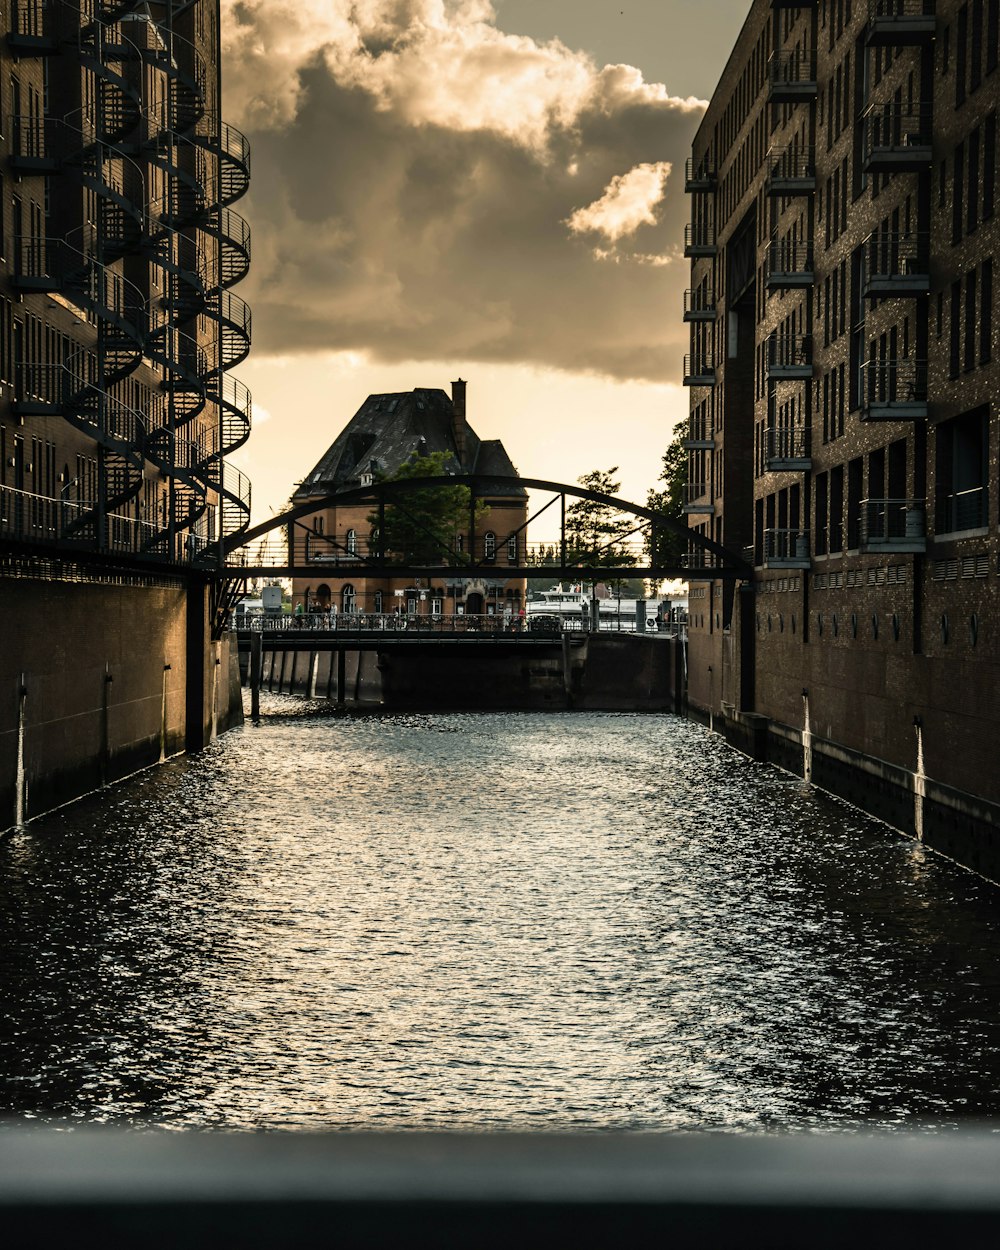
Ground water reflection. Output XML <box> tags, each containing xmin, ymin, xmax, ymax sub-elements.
<box><xmin>1</xmin><ymin>701</ymin><xmax>999</xmax><ymax>1131</ymax></box>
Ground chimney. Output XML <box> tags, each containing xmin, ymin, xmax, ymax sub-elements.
<box><xmin>451</xmin><ymin>378</ymin><xmax>468</xmax><ymax>468</ymax></box>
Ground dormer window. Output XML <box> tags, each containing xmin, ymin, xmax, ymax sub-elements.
<box><xmin>360</xmin><ymin>471</ymin><xmax>373</xmax><ymax>486</ymax></box>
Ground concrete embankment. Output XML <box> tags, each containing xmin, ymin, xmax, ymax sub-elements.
<box><xmin>1</xmin><ymin>576</ymin><xmax>243</xmax><ymax>832</ymax></box>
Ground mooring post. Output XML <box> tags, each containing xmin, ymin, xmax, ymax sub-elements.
<box><xmin>250</xmin><ymin>631</ymin><xmax>262</xmax><ymax>722</ymax></box>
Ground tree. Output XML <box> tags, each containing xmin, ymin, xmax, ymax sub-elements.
<box><xmin>368</xmin><ymin>450</ymin><xmax>488</xmax><ymax>564</ymax></box>
<box><xmin>564</xmin><ymin>467</ymin><xmax>638</xmax><ymax>581</ymax></box>
<box><xmin>644</xmin><ymin>425</ymin><xmax>688</xmax><ymax>593</ymax></box>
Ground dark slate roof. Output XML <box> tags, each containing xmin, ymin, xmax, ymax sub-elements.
<box><xmin>294</xmin><ymin>388</ymin><xmax>527</xmax><ymax>499</ymax></box>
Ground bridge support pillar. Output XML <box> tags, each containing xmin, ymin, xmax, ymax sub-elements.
<box><xmin>337</xmin><ymin>649</ymin><xmax>347</xmax><ymax>706</ymax></box>
<box><xmin>561</xmin><ymin>635</ymin><xmax>573</xmax><ymax>706</ymax></box>
<box><xmin>250</xmin><ymin>632</ymin><xmax>262</xmax><ymax>723</ymax></box>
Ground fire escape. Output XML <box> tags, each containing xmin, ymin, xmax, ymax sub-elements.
<box><xmin>6</xmin><ymin>0</ymin><xmax>251</xmax><ymax>565</ymax></box>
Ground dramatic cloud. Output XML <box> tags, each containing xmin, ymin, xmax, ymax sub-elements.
<box><xmin>221</xmin><ymin>0</ymin><xmax>704</xmax><ymax>381</ymax></box>
<box><xmin>566</xmin><ymin>161</ymin><xmax>672</xmax><ymax>246</ymax></box>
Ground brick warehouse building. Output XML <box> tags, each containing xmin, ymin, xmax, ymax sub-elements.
<box><xmin>290</xmin><ymin>380</ymin><xmax>529</xmax><ymax>623</ymax></box>
<box><xmin>0</xmin><ymin>2</ymin><xmax>251</xmax><ymax>827</ymax></box>
<box><xmin>0</xmin><ymin>1</ymin><xmax>251</xmax><ymax>561</ymax></box>
<box><xmin>684</xmin><ymin>0</ymin><xmax>1000</xmax><ymax>879</ymax></box>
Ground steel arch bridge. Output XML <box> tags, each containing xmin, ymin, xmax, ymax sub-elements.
<box><xmin>218</xmin><ymin>474</ymin><xmax>748</xmax><ymax>586</ymax></box>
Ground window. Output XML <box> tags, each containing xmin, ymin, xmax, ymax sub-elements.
<box><xmin>972</xmin><ymin>0</ymin><xmax>984</xmax><ymax>91</ymax></box>
<box><xmin>968</xmin><ymin>128</ymin><xmax>980</xmax><ymax>234</ymax></box>
<box><xmin>373</xmin><ymin>590</ymin><xmax>383</xmax><ymax>613</ymax></box>
<box><xmin>431</xmin><ymin>597</ymin><xmax>443</xmax><ymax>617</ymax></box>
<box><xmin>346</xmin><ymin>528</ymin><xmax>357</xmax><ymax>554</ymax></box>
<box><xmin>483</xmin><ymin>531</ymin><xmax>496</xmax><ymax>561</ymax></box>
<box><xmin>965</xmin><ymin>268</ymin><xmax>977</xmax><ymax>371</ymax></box>
<box><xmin>847</xmin><ymin>458</ymin><xmax>863</xmax><ymax>549</ymax></box>
<box><xmin>814</xmin><ymin>473</ymin><xmax>828</xmax><ymax>556</ymax></box>
<box><xmin>830</xmin><ymin>465</ymin><xmax>844</xmax><ymax>553</ymax></box>
<box><xmin>936</xmin><ymin>408</ymin><xmax>988</xmax><ymax>532</ymax></box>
<box><xmin>953</xmin><ymin>140</ymin><xmax>965</xmax><ymax>242</ymax></box>
<box><xmin>341</xmin><ymin>583</ymin><xmax>356</xmax><ymax>613</ymax></box>
<box><xmin>981</xmin><ymin>259</ymin><xmax>993</xmax><ymax>364</ymax></box>
<box><xmin>507</xmin><ymin>533</ymin><xmax>518</xmax><ymax>562</ymax></box>
<box><xmin>957</xmin><ymin>4</ymin><xmax>969</xmax><ymax>106</ymax></box>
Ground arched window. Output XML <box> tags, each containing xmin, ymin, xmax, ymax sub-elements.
<box><xmin>316</xmin><ymin>583</ymin><xmax>331</xmax><ymax>609</ymax></box>
<box><xmin>484</xmin><ymin>531</ymin><xmax>496</xmax><ymax>561</ymax></box>
<box><xmin>507</xmin><ymin>533</ymin><xmax>517</xmax><ymax>562</ymax></box>
<box><xmin>346</xmin><ymin>528</ymin><xmax>357</xmax><ymax>555</ymax></box>
<box><xmin>342</xmin><ymin>584</ymin><xmax>356</xmax><ymax>613</ymax></box>
<box><xmin>374</xmin><ymin>590</ymin><xmax>384</xmax><ymax>613</ymax></box>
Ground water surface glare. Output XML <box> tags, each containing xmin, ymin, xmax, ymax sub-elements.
<box><xmin>2</xmin><ymin>703</ymin><xmax>1000</xmax><ymax>1131</ymax></box>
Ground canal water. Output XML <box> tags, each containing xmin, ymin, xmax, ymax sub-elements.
<box><xmin>2</xmin><ymin>700</ymin><xmax>1000</xmax><ymax>1132</ymax></box>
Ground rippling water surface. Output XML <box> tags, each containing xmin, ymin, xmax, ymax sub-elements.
<box><xmin>2</xmin><ymin>700</ymin><xmax>1000</xmax><ymax>1131</ymax></box>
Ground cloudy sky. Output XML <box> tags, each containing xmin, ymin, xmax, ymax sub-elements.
<box><xmin>222</xmin><ymin>0</ymin><xmax>751</xmax><ymax>520</ymax></box>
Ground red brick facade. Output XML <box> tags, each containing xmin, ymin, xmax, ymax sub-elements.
<box><xmin>686</xmin><ymin>2</ymin><xmax>1000</xmax><ymax>823</ymax></box>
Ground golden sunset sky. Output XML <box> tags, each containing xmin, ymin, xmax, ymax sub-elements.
<box><xmin>222</xmin><ymin>0</ymin><xmax>751</xmax><ymax>522</ymax></box>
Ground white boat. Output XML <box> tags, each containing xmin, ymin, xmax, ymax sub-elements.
<box><xmin>525</xmin><ymin>585</ymin><xmax>687</xmax><ymax>633</ymax></box>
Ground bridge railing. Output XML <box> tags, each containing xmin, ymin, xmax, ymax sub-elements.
<box><xmin>236</xmin><ymin>612</ymin><xmax>687</xmax><ymax>638</ymax></box>
<box><xmin>241</xmin><ymin>612</ymin><xmax>536</xmax><ymax>635</ymax></box>
<box><xmin>0</xmin><ymin>482</ymin><xmax>209</xmax><ymax>564</ymax></box>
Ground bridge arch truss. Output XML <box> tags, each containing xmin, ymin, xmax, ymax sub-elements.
<box><xmin>221</xmin><ymin>476</ymin><xmax>750</xmax><ymax>585</ymax></box>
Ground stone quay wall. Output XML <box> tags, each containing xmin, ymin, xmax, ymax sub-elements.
<box><xmin>0</xmin><ymin>577</ymin><xmax>243</xmax><ymax>832</ymax></box>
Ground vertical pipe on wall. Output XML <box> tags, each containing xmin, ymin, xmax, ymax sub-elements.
<box><xmin>101</xmin><ymin>665</ymin><xmax>112</xmax><ymax>786</ymax></box>
<box><xmin>160</xmin><ymin>663</ymin><xmax>171</xmax><ymax>761</ymax></box>
<box><xmin>914</xmin><ymin>717</ymin><xmax>926</xmax><ymax>843</ymax></box>
<box><xmin>15</xmin><ymin>674</ymin><xmax>27</xmax><ymax>828</ymax></box>
<box><xmin>211</xmin><ymin>650</ymin><xmax>220</xmax><ymax>740</ymax></box>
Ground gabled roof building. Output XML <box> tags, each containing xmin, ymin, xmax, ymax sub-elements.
<box><xmin>291</xmin><ymin>380</ymin><xmax>528</xmax><ymax>621</ymax></box>
<box><xmin>295</xmin><ymin>382</ymin><xmax>524</xmax><ymax>500</ymax></box>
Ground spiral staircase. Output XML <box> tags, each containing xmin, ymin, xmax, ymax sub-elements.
<box><xmin>8</xmin><ymin>0</ymin><xmax>252</xmax><ymax>565</ymax></box>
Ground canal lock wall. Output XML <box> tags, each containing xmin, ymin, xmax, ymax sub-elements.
<box><xmin>1</xmin><ymin>577</ymin><xmax>243</xmax><ymax>833</ymax></box>
<box><xmin>243</xmin><ymin>633</ymin><xmax>685</xmax><ymax>712</ymax></box>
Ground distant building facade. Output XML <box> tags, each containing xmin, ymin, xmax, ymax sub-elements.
<box><xmin>685</xmin><ymin>1</ymin><xmax>1000</xmax><ymax>876</ymax></box>
<box><xmin>291</xmin><ymin>381</ymin><xmax>528</xmax><ymax>621</ymax></box>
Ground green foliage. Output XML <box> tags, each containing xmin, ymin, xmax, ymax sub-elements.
<box><xmin>368</xmin><ymin>450</ymin><xmax>488</xmax><ymax>564</ymax></box>
<box><xmin>645</xmin><ymin>427</ymin><xmax>688</xmax><ymax>570</ymax></box>
<box><xmin>564</xmin><ymin>467</ymin><xmax>638</xmax><ymax>585</ymax></box>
